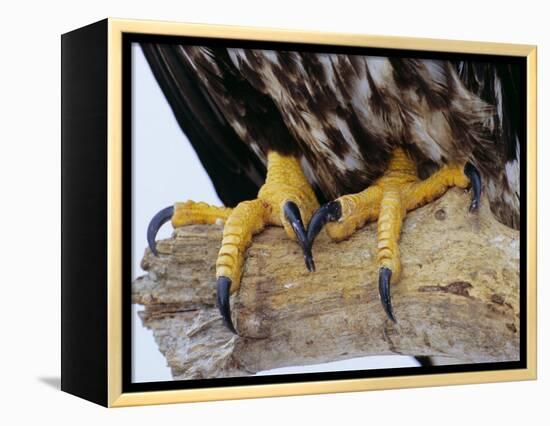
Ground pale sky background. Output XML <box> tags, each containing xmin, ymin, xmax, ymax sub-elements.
<box><xmin>130</xmin><ymin>43</ymin><xmax>418</xmax><ymax>383</ymax></box>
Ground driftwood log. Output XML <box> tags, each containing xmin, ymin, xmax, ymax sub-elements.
<box><xmin>132</xmin><ymin>189</ymin><xmax>520</xmax><ymax>380</ymax></box>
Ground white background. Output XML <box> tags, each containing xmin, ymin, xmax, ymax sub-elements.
<box><xmin>0</xmin><ymin>0</ymin><xmax>547</xmax><ymax>424</ymax></box>
<box><xmin>130</xmin><ymin>42</ymin><xmax>222</xmax><ymax>382</ymax></box>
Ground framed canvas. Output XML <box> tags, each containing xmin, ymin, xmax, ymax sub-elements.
<box><xmin>61</xmin><ymin>18</ymin><xmax>537</xmax><ymax>407</ymax></box>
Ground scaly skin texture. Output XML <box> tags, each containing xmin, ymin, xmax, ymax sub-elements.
<box><xmin>258</xmin><ymin>152</ymin><xmax>319</xmax><ymax>237</ymax></box>
<box><xmin>326</xmin><ymin>148</ymin><xmax>470</xmax><ymax>282</ymax></box>
<box><xmin>219</xmin><ymin>152</ymin><xmax>319</xmax><ymax>292</ymax></box>
<box><xmin>172</xmin><ymin>201</ymin><xmax>232</xmax><ymax>227</ymax></box>
<box><xmin>216</xmin><ymin>199</ymin><xmax>270</xmax><ymax>289</ymax></box>
<box><xmin>169</xmin><ymin>151</ymin><xmax>319</xmax><ymax>293</ymax></box>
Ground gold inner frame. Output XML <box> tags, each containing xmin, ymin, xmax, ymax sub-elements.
<box><xmin>106</xmin><ymin>17</ymin><xmax>537</xmax><ymax>407</ymax></box>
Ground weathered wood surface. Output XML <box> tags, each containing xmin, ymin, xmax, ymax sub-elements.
<box><xmin>132</xmin><ymin>189</ymin><xmax>520</xmax><ymax>380</ymax></box>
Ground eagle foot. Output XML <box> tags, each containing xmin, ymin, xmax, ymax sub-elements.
<box><xmin>147</xmin><ymin>201</ymin><xmax>232</xmax><ymax>256</ymax></box>
<box><xmin>308</xmin><ymin>148</ymin><xmax>481</xmax><ymax>321</ymax></box>
<box><xmin>147</xmin><ymin>150</ymin><xmax>319</xmax><ymax>334</ymax></box>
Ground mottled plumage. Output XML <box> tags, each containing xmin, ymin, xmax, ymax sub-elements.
<box><xmin>141</xmin><ymin>43</ymin><xmax>520</xmax><ymax>229</ymax></box>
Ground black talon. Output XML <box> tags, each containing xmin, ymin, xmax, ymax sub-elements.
<box><xmin>464</xmin><ymin>162</ymin><xmax>481</xmax><ymax>213</ymax></box>
<box><xmin>283</xmin><ymin>201</ymin><xmax>315</xmax><ymax>272</ymax></box>
<box><xmin>147</xmin><ymin>206</ymin><xmax>174</xmax><ymax>256</ymax></box>
<box><xmin>378</xmin><ymin>267</ymin><xmax>396</xmax><ymax>322</ymax></box>
<box><xmin>306</xmin><ymin>200</ymin><xmax>342</xmax><ymax>247</ymax></box>
<box><xmin>414</xmin><ymin>356</ymin><xmax>434</xmax><ymax>368</ymax></box>
<box><xmin>217</xmin><ymin>276</ymin><xmax>237</xmax><ymax>334</ymax></box>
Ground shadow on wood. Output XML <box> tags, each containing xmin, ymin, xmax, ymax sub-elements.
<box><xmin>132</xmin><ymin>189</ymin><xmax>520</xmax><ymax>380</ymax></box>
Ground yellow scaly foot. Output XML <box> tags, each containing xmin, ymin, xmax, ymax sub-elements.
<box><xmin>307</xmin><ymin>148</ymin><xmax>481</xmax><ymax>321</ymax></box>
<box><xmin>147</xmin><ymin>151</ymin><xmax>319</xmax><ymax>333</ymax></box>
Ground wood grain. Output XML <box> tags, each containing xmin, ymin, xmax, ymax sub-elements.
<box><xmin>133</xmin><ymin>189</ymin><xmax>519</xmax><ymax>380</ymax></box>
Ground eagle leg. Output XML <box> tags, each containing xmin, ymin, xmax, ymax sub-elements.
<box><xmin>308</xmin><ymin>148</ymin><xmax>480</xmax><ymax>321</ymax></box>
<box><xmin>147</xmin><ymin>151</ymin><xmax>319</xmax><ymax>334</ymax></box>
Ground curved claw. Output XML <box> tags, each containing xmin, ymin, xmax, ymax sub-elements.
<box><xmin>217</xmin><ymin>276</ymin><xmax>237</xmax><ymax>334</ymax></box>
<box><xmin>147</xmin><ymin>206</ymin><xmax>174</xmax><ymax>256</ymax></box>
<box><xmin>306</xmin><ymin>200</ymin><xmax>342</xmax><ymax>247</ymax></box>
<box><xmin>464</xmin><ymin>162</ymin><xmax>481</xmax><ymax>213</ymax></box>
<box><xmin>283</xmin><ymin>201</ymin><xmax>315</xmax><ymax>272</ymax></box>
<box><xmin>378</xmin><ymin>267</ymin><xmax>396</xmax><ymax>322</ymax></box>
<box><xmin>414</xmin><ymin>356</ymin><xmax>434</xmax><ymax>368</ymax></box>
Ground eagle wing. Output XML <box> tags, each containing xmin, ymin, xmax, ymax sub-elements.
<box><xmin>455</xmin><ymin>61</ymin><xmax>521</xmax><ymax>228</ymax></box>
<box><xmin>141</xmin><ymin>43</ymin><xmax>521</xmax><ymax>228</ymax></box>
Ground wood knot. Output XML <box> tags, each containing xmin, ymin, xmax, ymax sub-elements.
<box><xmin>418</xmin><ymin>281</ymin><xmax>473</xmax><ymax>298</ymax></box>
<box><xmin>434</xmin><ymin>209</ymin><xmax>446</xmax><ymax>221</ymax></box>
<box><xmin>506</xmin><ymin>323</ymin><xmax>517</xmax><ymax>333</ymax></box>
<box><xmin>491</xmin><ymin>294</ymin><xmax>505</xmax><ymax>305</ymax></box>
